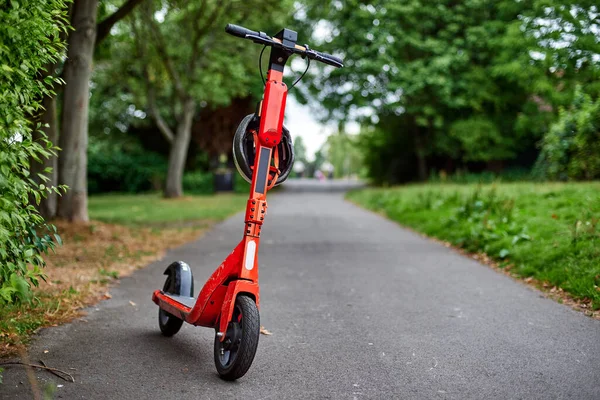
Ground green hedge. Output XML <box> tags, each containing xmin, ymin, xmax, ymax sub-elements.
<box><xmin>183</xmin><ymin>171</ymin><xmax>215</xmax><ymax>195</ymax></box>
<box><xmin>0</xmin><ymin>0</ymin><xmax>69</xmax><ymax>304</ymax></box>
<box><xmin>88</xmin><ymin>142</ymin><xmax>166</xmax><ymax>194</ymax></box>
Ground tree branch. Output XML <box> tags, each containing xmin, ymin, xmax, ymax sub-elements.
<box><xmin>96</xmin><ymin>0</ymin><xmax>145</xmax><ymax>45</ymax></box>
<box><xmin>142</xmin><ymin>4</ymin><xmax>188</xmax><ymax>102</ymax></box>
<box><xmin>131</xmin><ymin>14</ymin><xmax>175</xmax><ymax>144</ymax></box>
<box><xmin>187</xmin><ymin>0</ymin><xmax>229</xmax><ymax>75</ymax></box>
<box><xmin>148</xmin><ymin>89</ymin><xmax>175</xmax><ymax>144</ymax></box>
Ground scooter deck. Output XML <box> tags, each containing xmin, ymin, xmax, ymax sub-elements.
<box><xmin>153</xmin><ymin>290</ymin><xmax>195</xmax><ymax>321</ymax></box>
<box><xmin>160</xmin><ymin>292</ymin><xmax>196</xmax><ymax>308</ymax></box>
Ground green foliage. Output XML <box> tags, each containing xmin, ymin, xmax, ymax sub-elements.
<box><xmin>448</xmin><ymin>118</ymin><xmax>515</xmax><ymax>162</ymax></box>
<box><xmin>356</xmin><ymin>123</ymin><xmax>417</xmax><ymax>185</ymax></box>
<box><xmin>297</xmin><ymin>0</ymin><xmax>600</xmax><ymax>183</ymax></box>
<box><xmin>233</xmin><ymin>172</ymin><xmax>251</xmax><ymax>194</ymax></box>
<box><xmin>321</xmin><ymin>132</ymin><xmax>364</xmax><ymax>178</ymax></box>
<box><xmin>88</xmin><ymin>139</ymin><xmax>166</xmax><ymax>194</ymax></box>
<box><xmin>348</xmin><ymin>183</ymin><xmax>600</xmax><ymax>309</ymax></box>
<box><xmin>0</xmin><ymin>0</ymin><xmax>69</xmax><ymax>304</ymax></box>
<box><xmin>535</xmin><ymin>88</ymin><xmax>600</xmax><ymax>181</ymax></box>
<box><xmin>521</xmin><ymin>1</ymin><xmax>600</xmax><ymax>100</ymax></box>
<box><xmin>182</xmin><ymin>171</ymin><xmax>215</xmax><ymax>195</ymax></box>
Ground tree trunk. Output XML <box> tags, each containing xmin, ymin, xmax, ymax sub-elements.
<box><xmin>31</xmin><ymin>94</ymin><xmax>59</xmax><ymax>219</ymax></box>
<box><xmin>57</xmin><ymin>0</ymin><xmax>98</xmax><ymax>222</ymax></box>
<box><xmin>414</xmin><ymin>127</ymin><xmax>428</xmax><ymax>181</ymax></box>
<box><xmin>164</xmin><ymin>99</ymin><xmax>195</xmax><ymax>198</ymax></box>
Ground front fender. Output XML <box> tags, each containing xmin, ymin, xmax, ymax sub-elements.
<box><xmin>163</xmin><ymin>261</ymin><xmax>194</xmax><ymax>297</ymax></box>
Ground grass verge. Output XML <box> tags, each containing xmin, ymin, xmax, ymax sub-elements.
<box><xmin>1</xmin><ymin>193</ymin><xmax>246</xmax><ymax>357</ymax></box>
<box><xmin>347</xmin><ymin>182</ymin><xmax>600</xmax><ymax>316</ymax></box>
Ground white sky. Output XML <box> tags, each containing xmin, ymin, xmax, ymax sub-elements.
<box><xmin>284</xmin><ymin>96</ymin><xmax>332</xmax><ymax>162</ymax></box>
<box><xmin>284</xmin><ymin>96</ymin><xmax>360</xmax><ymax>161</ymax></box>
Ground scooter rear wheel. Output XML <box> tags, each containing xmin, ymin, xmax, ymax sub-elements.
<box><xmin>214</xmin><ymin>295</ymin><xmax>260</xmax><ymax>380</ymax></box>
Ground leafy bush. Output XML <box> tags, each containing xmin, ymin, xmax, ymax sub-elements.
<box><xmin>183</xmin><ymin>170</ymin><xmax>251</xmax><ymax>195</ymax></box>
<box><xmin>0</xmin><ymin>0</ymin><xmax>69</xmax><ymax>304</ymax></box>
<box><xmin>233</xmin><ymin>172</ymin><xmax>251</xmax><ymax>194</ymax></box>
<box><xmin>183</xmin><ymin>171</ymin><xmax>215</xmax><ymax>195</ymax></box>
<box><xmin>88</xmin><ymin>140</ymin><xmax>166</xmax><ymax>194</ymax></box>
<box><xmin>448</xmin><ymin>118</ymin><xmax>515</xmax><ymax>162</ymax></box>
<box><xmin>535</xmin><ymin>87</ymin><xmax>600</xmax><ymax>180</ymax></box>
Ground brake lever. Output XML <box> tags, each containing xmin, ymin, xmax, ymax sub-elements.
<box><xmin>245</xmin><ymin>33</ymin><xmax>273</xmax><ymax>46</ymax></box>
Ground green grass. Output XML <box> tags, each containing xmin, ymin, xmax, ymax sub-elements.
<box><xmin>347</xmin><ymin>182</ymin><xmax>600</xmax><ymax>309</ymax></box>
<box><xmin>88</xmin><ymin>192</ymin><xmax>247</xmax><ymax>225</ymax></box>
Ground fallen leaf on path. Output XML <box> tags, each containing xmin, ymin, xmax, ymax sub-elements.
<box><xmin>129</xmin><ymin>301</ymin><xmax>136</xmax><ymax>306</ymax></box>
<box><xmin>260</xmin><ymin>326</ymin><xmax>272</xmax><ymax>335</ymax></box>
<box><xmin>103</xmin><ymin>292</ymin><xmax>112</xmax><ymax>299</ymax></box>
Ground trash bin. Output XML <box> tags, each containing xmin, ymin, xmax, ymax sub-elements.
<box><xmin>214</xmin><ymin>169</ymin><xmax>234</xmax><ymax>192</ymax></box>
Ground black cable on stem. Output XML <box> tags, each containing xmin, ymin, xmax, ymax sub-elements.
<box><xmin>259</xmin><ymin>45</ymin><xmax>267</xmax><ymax>85</ymax></box>
<box><xmin>290</xmin><ymin>57</ymin><xmax>310</xmax><ymax>90</ymax></box>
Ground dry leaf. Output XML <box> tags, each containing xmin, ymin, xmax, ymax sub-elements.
<box><xmin>260</xmin><ymin>326</ymin><xmax>272</xmax><ymax>335</ymax></box>
<box><xmin>43</xmin><ymin>350</ymin><xmax>49</xmax><ymax>354</ymax></box>
<box><xmin>129</xmin><ymin>301</ymin><xmax>136</xmax><ymax>306</ymax></box>
<box><xmin>103</xmin><ymin>292</ymin><xmax>112</xmax><ymax>299</ymax></box>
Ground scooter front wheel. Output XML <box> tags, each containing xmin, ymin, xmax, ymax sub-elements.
<box><xmin>214</xmin><ymin>295</ymin><xmax>260</xmax><ymax>380</ymax></box>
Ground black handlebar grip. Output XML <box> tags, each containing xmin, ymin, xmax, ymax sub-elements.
<box><xmin>225</xmin><ymin>24</ymin><xmax>258</xmax><ymax>38</ymax></box>
<box><xmin>312</xmin><ymin>50</ymin><xmax>344</xmax><ymax>68</ymax></box>
<box><xmin>319</xmin><ymin>52</ymin><xmax>343</xmax><ymax>66</ymax></box>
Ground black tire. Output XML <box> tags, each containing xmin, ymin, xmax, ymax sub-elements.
<box><xmin>158</xmin><ymin>274</ymin><xmax>184</xmax><ymax>337</ymax></box>
<box><xmin>214</xmin><ymin>295</ymin><xmax>260</xmax><ymax>380</ymax></box>
<box><xmin>158</xmin><ymin>308</ymin><xmax>184</xmax><ymax>337</ymax></box>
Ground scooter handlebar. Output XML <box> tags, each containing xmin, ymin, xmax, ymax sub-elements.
<box><xmin>225</xmin><ymin>23</ymin><xmax>344</xmax><ymax>68</ymax></box>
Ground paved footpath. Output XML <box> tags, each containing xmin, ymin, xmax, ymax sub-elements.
<box><xmin>1</xmin><ymin>189</ymin><xmax>599</xmax><ymax>399</ymax></box>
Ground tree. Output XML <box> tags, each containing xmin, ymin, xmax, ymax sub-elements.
<box><xmin>322</xmin><ymin>131</ymin><xmax>363</xmax><ymax>178</ymax></box>
<box><xmin>32</xmin><ymin>0</ymin><xmax>144</xmax><ymax>223</ymax></box>
<box><xmin>535</xmin><ymin>86</ymin><xmax>600</xmax><ymax>180</ymax></box>
<box><xmin>0</xmin><ymin>0</ymin><xmax>69</xmax><ymax>303</ymax></box>
<box><xmin>293</xmin><ymin>135</ymin><xmax>308</xmax><ymax>165</ymax></box>
<box><xmin>129</xmin><ymin>0</ymin><xmax>292</xmax><ymax>197</ymax></box>
<box><xmin>299</xmin><ymin>0</ymin><xmax>552</xmax><ymax>182</ymax></box>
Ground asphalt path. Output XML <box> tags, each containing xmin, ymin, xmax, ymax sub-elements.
<box><xmin>2</xmin><ymin>185</ymin><xmax>599</xmax><ymax>399</ymax></box>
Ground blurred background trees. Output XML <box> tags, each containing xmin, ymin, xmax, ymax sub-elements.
<box><xmin>297</xmin><ymin>0</ymin><xmax>599</xmax><ymax>184</ymax></box>
<box><xmin>7</xmin><ymin>0</ymin><xmax>600</xmax><ymax>220</ymax></box>
<box><xmin>3</xmin><ymin>0</ymin><xmax>598</xmax><ymax>303</ymax></box>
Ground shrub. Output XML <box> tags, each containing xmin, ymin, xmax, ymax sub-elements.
<box><xmin>0</xmin><ymin>0</ymin><xmax>69</xmax><ymax>303</ymax></box>
<box><xmin>233</xmin><ymin>172</ymin><xmax>251</xmax><ymax>194</ymax></box>
<box><xmin>88</xmin><ymin>140</ymin><xmax>166</xmax><ymax>194</ymax></box>
<box><xmin>535</xmin><ymin>87</ymin><xmax>600</xmax><ymax>180</ymax></box>
<box><xmin>182</xmin><ymin>171</ymin><xmax>215</xmax><ymax>195</ymax></box>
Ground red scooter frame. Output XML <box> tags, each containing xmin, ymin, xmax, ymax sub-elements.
<box><xmin>152</xmin><ymin>66</ymin><xmax>285</xmax><ymax>335</ymax></box>
<box><xmin>152</xmin><ymin>23</ymin><xmax>342</xmax><ymax>381</ymax></box>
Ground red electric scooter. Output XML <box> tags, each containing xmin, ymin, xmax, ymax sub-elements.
<box><xmin>152</xmin><ymin>24</ymin><xmax>343</xmax><ymax>380</ymax></box>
